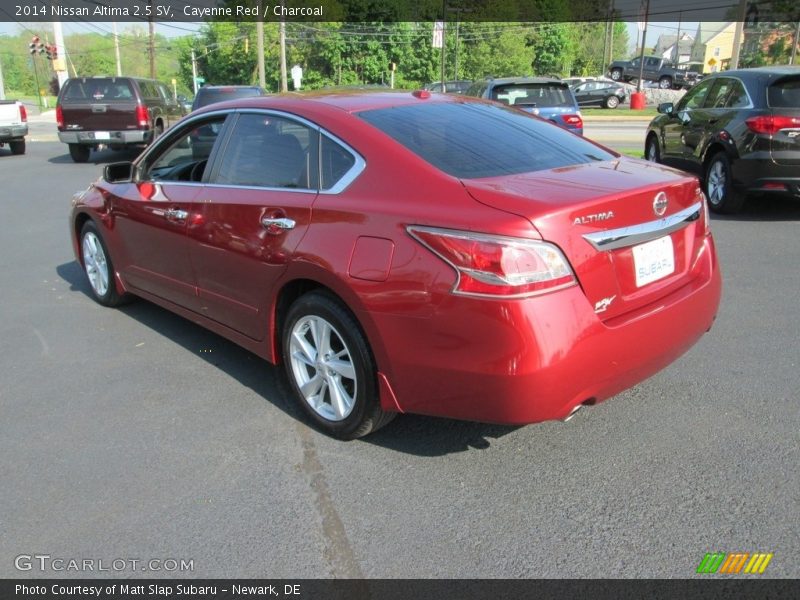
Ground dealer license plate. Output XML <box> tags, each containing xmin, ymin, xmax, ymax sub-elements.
<box><xmin>632</xmin><ymin>235</ymin><xmax>674</xmax><ymax>287</ymax></box>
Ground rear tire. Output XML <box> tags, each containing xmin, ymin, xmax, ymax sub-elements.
<box><xmin>282</xmin><ymin>291</ymin><xmax>395</xmax><ymax>439</ymax></box>
<box><xmin>658</xmin><ymin>76</ymin><xmax>672</xmax><ymax>89</ymax></box>
<box><xmin>704</xmin><ymin>152</ymin><xmax>746</xmax><ymax>214</ymax></box>
<box><xmin>69</xmin><ymin>144</ymin><xmax>90</xmax><ymax>163</ymax></box>
<box><xmin>79</xmin><ymin>221</ymin><xmax>129</xmax><ymax>307</ymax></box>
<box><xmin>9</xmin><ymin>140</ymin><xmax>25</xmax><ymax>155</ymax></box>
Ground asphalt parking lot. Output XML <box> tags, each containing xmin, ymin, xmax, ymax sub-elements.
<box><xmin>1</xmin><ymin>140</ymin><xmax>798</xmax><ymax>579</ymax></box>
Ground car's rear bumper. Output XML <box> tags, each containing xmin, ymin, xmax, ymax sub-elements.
<box><xmin>58</xmin><ymin>130</ymin><xmax>151</xmax><ymax>145</ymax></box>
<box><xmin>0</xmin><ymin>124</ymin><xmax>28</xmax><ymax>140</ymax></box>
<box><xmin>371</xmin><ymin>235</ymin><xmax>721</xmax><ymax>425</ymax></box>
<box><xmin>733</xmin><ymin>156</ymin><xmax>800</xmax><ymax>197</ymax></box>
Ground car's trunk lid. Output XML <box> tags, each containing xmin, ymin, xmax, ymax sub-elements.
<box><xmin>766</xmin><ymin>74</ymin><xmax>800</xmax><ymax>166</ymax></box>
<box><xmin>462</xmin><ymin>159</ymin><xmax>707</xmax><ymax>321</ymax></box>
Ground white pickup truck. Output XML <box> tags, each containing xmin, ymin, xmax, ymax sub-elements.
<box><xmin>0</xmin><ymin>100</ymin><xmax>28</xmax><ymax>155</ymax></box>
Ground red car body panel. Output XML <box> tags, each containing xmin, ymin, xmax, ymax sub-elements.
<box><xmin>69</xmin><ymin>92</ymin><xmax>722</xmax><ymax>426</ymax></box>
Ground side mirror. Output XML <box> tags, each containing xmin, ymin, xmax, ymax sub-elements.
<box><xmin>103</xmin><ymin>161</ymin><xmax>134</xmax><ymax>183</ymax></box>
<box><xmin>657</xmin><ymin>102</ymin><xmax>674</xmax><ymax>115</ymax></box>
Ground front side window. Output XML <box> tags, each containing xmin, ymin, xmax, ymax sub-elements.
<box><xmin>678</xmin><ymin>79</ymin><xmax>713</xmax><ymax>111</ymax></box>
<box><xmin>145</xmin><ymin>117</ymin><xmax>227</xmax><ymax>182</ymax></box>
<box><xmin>212</xmin><ymin>113</ymin><xmax>318</xmax><ymax>189</ymax></box>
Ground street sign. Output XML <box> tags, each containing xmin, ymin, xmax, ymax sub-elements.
<box><xmin>708</xmin><ymin>57</ymin><xmax>717</xmax><ymax>66</ymax></box>
<box><xmin>432</xmin><ymin>21</ymin><xmax>444</xmax><ymax>48</ymax></box>
<box><xmin>194</xmin><ymin>77</ymin><xmax>205</xmax><ymax>84</ymax></box>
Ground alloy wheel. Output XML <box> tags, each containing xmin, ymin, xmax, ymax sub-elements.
<box><xmin>706</xmin><ymin>159</ymin><xmax>727</xmax><ymax>206</ymax></box>
<box><xmin>82</xmin><ymin>231</ymin><xmax>110</xmax><ymax>297</ymax></box>
<box><xmin>289</xmin><ymin>315</ymin><xmax>357</xmax><ymax>422</ymax></box>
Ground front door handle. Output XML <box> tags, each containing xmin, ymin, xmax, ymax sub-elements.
<box><xmin>165</xmin><ymin>208</ymin><xmax>188</xmax><ymax>222</ymax></box>
<box><xmin>261</xmin><ymin>217</ymin><xmax>296</xmax><ymax>234</ymax></box>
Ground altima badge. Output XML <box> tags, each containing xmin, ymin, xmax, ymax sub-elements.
<box><xmin>653</xmin><ymin>192</ymin><xmax>668</xmax><ymax>217</ymax></box>
<box><xmin>594</xmin><ymin>295</ymin><xmax>616</xmax><ymax>313</ymax></box>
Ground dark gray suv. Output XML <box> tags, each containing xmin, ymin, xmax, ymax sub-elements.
<box><xmin>644</xmin><ymin>66</ymin><xmax>800</xmax><ymax>213</ymax></box>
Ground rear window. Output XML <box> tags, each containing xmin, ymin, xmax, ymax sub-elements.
<box><xmin>359</xmin><ymin>102</ymin><xmax>614</xmax><ymax>179</ymax></box>
<box><xmin>491</xmin><ymin>83</ymin><xmax>574</xmax><ymax>108</ymax></box>
<box><xmin>193</xmin><ymin>87</ymin><xmax>263</xmax><ymax>109</ymax></box>
<box><xmin>61</xmin><ymin>78</ymin><xmax>135</xmax><ymax>103</ymax></box>
<box><xmin>767</xmin><ymin>76</ymin><xmax>800</xmax><ymax>108</ymax></box>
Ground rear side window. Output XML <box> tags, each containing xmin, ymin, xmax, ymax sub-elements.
<box><xmin>490</xmin><ymin>83</ymin><xmax>573</xmax><ymax>108</ymax></box>
<box><xmin>767</xmin><ymin>77</ymin><xmax>800</xmax><ymax>108</ymax></box>
<box><xmin>61</xmin><ymin>78</ymin><xmax>135</xmax><ymax>103</ymax></box>
<box><xmin>359</xmin><ymin>102</ymin><xmax>615</xmax><ymax>179</ymax></box>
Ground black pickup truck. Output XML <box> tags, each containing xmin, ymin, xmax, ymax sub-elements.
<box><xmin>607</xmin><ymin>56</ymin><xmax>692</xmax><ymax>90</ymax></box>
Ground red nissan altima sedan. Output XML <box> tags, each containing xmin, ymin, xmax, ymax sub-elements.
<box><xmin>69</xmin><ymin>91</ymin><xmax>721</xmax><ymax>439</ymax></box>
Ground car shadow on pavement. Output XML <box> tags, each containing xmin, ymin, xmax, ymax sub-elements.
<box><xmin>47</xmin><ymin>147</ymin><xmax>142</xmax><ymax>165</ymax></box>
<box><xmin>56</xmin><ymin>260</ymin><xmax>520</xmax><ymax>455</ymax></box>
<box><xmin>710</xmin><ymin>195</ymin><xmax>800</xmax><ymax>222</ymax></box>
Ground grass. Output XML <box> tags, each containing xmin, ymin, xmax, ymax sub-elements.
<box><xmin>581</xmin><ymin>106</ymin><xmax>659</xmax><ymax>118</ymax></box>
<box><xmin>606</xmin><ymin>146</ymin><xmax>645</xmax><ymax>159</ymax></box>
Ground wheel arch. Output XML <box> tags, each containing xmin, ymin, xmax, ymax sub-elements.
<box><xmin>701</xmin><ymin>139</ymin><xmax>739</xmax><ymax>176</ymax></box>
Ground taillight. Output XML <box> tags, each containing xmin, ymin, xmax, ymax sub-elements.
<box><xmin>745</xmin><ymin>115</ymin><xmax>800</xmax><ymax>135</ymax></box>
<box><xmin>136</xmin><ymin>105</ymin><xmax>150</xmax><ymax>128</ymax></box>
<box><xmin>562</xmin><ymin>114</ymin><xmax>583</xmax><ymax>129</ymax></box>
<box><xmin>56</xmin><ymin>105</ymin><xmax>64</xmax><ymax>129</ymax></box>
<box><xmin>407</xmin><ymin>226</ymin><xmax>576</xmax><ymax>298</ymax></box>
<box><xmin>697</xmin><ymin>186</ymin><xmax>710</xmax><ymax>235</ymax></box>
<box><xmin>18</xmin><ymin>103</ymin><xmax>27</xmax><ymax>123</ymax></box>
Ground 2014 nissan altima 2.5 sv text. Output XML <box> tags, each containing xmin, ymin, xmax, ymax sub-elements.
<box><xmin>69</xmin><ymin>91</ymin><xmax>722</xmax><ymax>439</ymax></box>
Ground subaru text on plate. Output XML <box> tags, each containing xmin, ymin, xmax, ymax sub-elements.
<box><xmin>69</xmin><ymin>91</ymin><xmax>721</xmax><ymax>439</ymax></box>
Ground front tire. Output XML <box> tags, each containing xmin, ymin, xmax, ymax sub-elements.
<box><xmin>610</xmin><ymin>69</ymin><xmax>623</xmax><ymax>82</ymax></box>
<box><xmin>704</xmin><ymin>152</ymin><xmax>746</xmax><ymax>214</ymax></box>
<box><xmin>80</xmin><ymin>221</ymin><xmax>128</xmax><ymax>306</ymax></box>
<box><xmin>282</xmin><ymin>291</ymin><xmax>394</xmax><ymax>439</ymax></box>
<box><xmin>604</xmin><ymin>95</ymin><xmax>620</xmax><ymax>109</ymax></box>
<box><xmin>645</xmin><ymin>135</ymin><xmax>660</xmax><ymax>163</ymax></box>
<box><xmin>69</xmin><ymin>144</ymin><xmax>90</xmax><ymax>163</ymax></box>
<box><xmin>9</xmin><ymin>140</ymin><xmax>25</xmax><ymax>155</ymax></box>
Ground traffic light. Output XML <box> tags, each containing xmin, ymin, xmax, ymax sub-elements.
<box><xmin>29</xmin><ymin>36</ymin><xmax>45</xmax><ymax>56</ymax></box>
<box><xmin>46</xmin><ymin>44</ymin><xmax>57</xmax><ymax>60</ymax></box>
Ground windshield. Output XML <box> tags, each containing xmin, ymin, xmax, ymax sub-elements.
<box><xmin>490</xmin><ymin>83</ymin><xmax>573</xmax><ymax>108</ymax></box>
<box><xmin>359</xmin><ymin>101</ymin><xmax>614</xmax><ymax>179</ymax></box>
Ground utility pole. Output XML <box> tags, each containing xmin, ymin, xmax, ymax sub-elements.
<box><xmin>256</xmin><ymin>2</ymin><xmax>265</xmax><ymax>88</ymax></box>
<box><xmin>730</xmin><ymin>0</ymin><xmax>748</xmax><ymax>70</ymax></box>
<box><xmin>148</xmin><ymin>0</ymin><xmax>155</xmax><ymax>79</ymax></box>
<box><xmin>0</xmin><ymin>55</ymin><xmax>5</xmax><ymax>99</ymax></box>
<box><xmin>52</xmin><ymin>21</ymin><xmax>67</xmax><ymax>89</ymax></box>
<box><xmin>674</xmin><ymin>12</ymin><xmax>682</xmax><ymax>64</ymax></box>
<box><xmin>439</xmin><ymin>0</ymin><xmax>447</xmax><ymax>92</ymax></box>
<box><xmin>112</xmin><ymin>21</ymin><xmax>122</xmax><ymax>76</ymax></box>
<box><xmin>791</xmin><ymin>21</ymin><xmax>799</xmax><ymax>65</ymax></box>
<box><xmin>636</xmin><ymin>0</ymin><xmax>649</xmax><ymax>93</ymax></box>
<box><xmin>279</xmin><ymin>2</ymin><xmax>287</xmax><ymax>92</ymax></box>
<box><xmin>191</xmin><ymin>49</ymin><xmax>198</xmax><ymax>94</ymax></box>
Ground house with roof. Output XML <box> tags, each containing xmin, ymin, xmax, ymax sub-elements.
<box><xmin>691</xmin><ymin>22</ymin><xmax>737</xmax><ymax>72</ymax></box>
<box><xmin>653</xmin><ymin>32</ymin><xmax>694</xmax><ymax>64</ymax></box>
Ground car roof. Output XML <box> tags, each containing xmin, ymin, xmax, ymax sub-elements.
<box><xmin>706</xmin><ymin>66</ymin><xmax>800</xmax><ymax>79</ymax></box>
<box><xmin>483</xmin><ymin>77</ymin><xmax>565</xmax><ymax>86</ymax></box>
<box><xmin>198</xmin><ymin>85</ymin><xmax>263</xmax><ymax>90</ymax></box>
<box><xmin>190</xmin><ymin>90</ymin><xmax>478</xmax><ymax>117</ymax></box>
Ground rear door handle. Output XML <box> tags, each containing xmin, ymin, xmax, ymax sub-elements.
<box><xmin>261</xmin><ymin>217</ymin><xmax>296</xmax><ymax>233</ymax></box>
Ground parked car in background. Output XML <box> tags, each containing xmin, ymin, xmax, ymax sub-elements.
<box><xmin>466</xmin><ymin>77</ymin><xmax>584</xmax><ymax>135</ymax></box>
<box><xmin>56</xmin><ymin>76</ymin><xmax>185</xmax><ymax>163</ymax></box>
<box><xmin>423</xmin><ymin>80</ymin><xmax>473</xmax><ymax>94</ymax></box>
<box><xmin>608</xmin><ymin>56</ymin><xmax>690</xmax><ymax>90</ymax></box>
<box><xmin>70</xmin><ymin>91</ymin><xmax>720</xmax><ymax>439</ymax></box>
<box><xmin>644</xmin><ymin>66</ymin><xmax>800</xmax><ymax>213</ymax></box>
<box><xmin>177</xmin><ymin>94</ymin><xmax>193</xmax><ymax>113</ymax></box>
<box><xmin>571</xmin><ymin>80</ymin><xmax>627</xmax><ymax>109</ymax></box>
<box><xmin>191</xmin><ymin>85</ymin><xmax>266</xmax><ymax>111</ymax></box>
<box><xmin>0</xmin><ymin>100</ymin><xmax>28</xmax><ymax>155</ymax></box>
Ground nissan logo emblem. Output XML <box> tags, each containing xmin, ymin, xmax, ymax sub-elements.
<box><xmin>653</xmin><ymin>192</ymin><xmax>668</xmax><ymax>216</ymax></box>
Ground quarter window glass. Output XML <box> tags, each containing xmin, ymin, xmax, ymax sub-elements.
<box><xmin>146</xmin><ymin>117</ymin><xmax>226</xmax><ymax>182</ymax></box>
<box><xmin>213</xmin><ymin>113</ymin><xmax>317</xmax><ymax>189</ymax></box>
<box><xmin>320</xmin><ymin>136</ymin><xmax>356</xmax><ymax>191</ymax></box>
